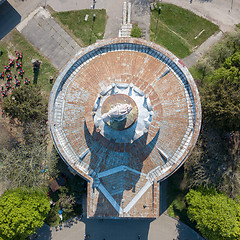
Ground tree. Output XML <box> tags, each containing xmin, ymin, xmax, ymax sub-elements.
<box><xmin>2</xmin><ymin>85</ymin><xmax>47</xmax><ymax>123</ymax></box>
<box><xmin>186</xmin><ymin>188</ymin><xmax>240</xmax><ymax>240</ymax></box>
<box><xmin>0</xmin><ymin>188</ymin><xmax>50</xmax><ymax>240</ymax></box>
<box><xmin>131</xmin><ymin>25</ymin><xmax>142</xmax><ymax>38</ymax></box>
<box><xmin>201</xmin><ymin>52</ymin><xmax>240</xmax><ymax>131</ymax></box>
<box><xmin>207</xmin><ymin>28</ymin><xmax>240</xmax><ymax>69</ymax></box>
<box><xmin>0</xmin><ymin>143</ymin><xmax>58</xmax><ymax>189</ymax></box>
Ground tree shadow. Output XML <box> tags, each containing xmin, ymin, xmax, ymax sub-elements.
<box><xmin>159</xmin><ymin>179</ymin><xmax>168</xmax><ymax>215</ymax></box>
<box><xmin>0</xmin><ymin>1</ymin><xmax>21</xmax><ymax>40</ymax></box>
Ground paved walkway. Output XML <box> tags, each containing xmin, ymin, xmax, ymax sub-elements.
<box><xmin>16</xmin><ymin>7</ymin><xmax>81</xmax><ymax>70</ymax></box>
<box><xmin>130</xmin><ymin>0</ymin><xmax>151</xmax><ymax>40</ymax></box>
<box><xmin>35</xmin><ymin>213</ymin><xmax>205</xmax><ymax>240</ymax></box>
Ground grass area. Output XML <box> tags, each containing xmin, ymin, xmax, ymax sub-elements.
<box><xmin>0</xmin><ymin>44</ymin><xmax>9</xmax><ymax>68</ymax></box>
<box><xmin>0</xmin><ymin>30</ymin><xmax>58</xmax><ymax>95</ymax></box>
<box><xmin>52</xmin><ymin>9</ymin><xmax>107</xmax><ymax>47</ymax></box>
<box><xmin>150</xmin><ymin>3</ymin><xmax>219</xmax><ymax>58</ymax></box>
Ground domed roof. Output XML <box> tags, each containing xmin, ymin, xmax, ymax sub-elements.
<box><xmin>49</xmin><ymin>38</ymin><xmax>201</xmax><ymax>218</ymax></box>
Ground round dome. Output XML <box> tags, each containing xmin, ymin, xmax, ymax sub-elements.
<box><xmin>49</xmin><ymin>38</ymin><xmax>201</xmax><ymax>218</ymax></box>
<box><xmin>101</xmin><ymin>94</ymin><xmax>138</xmax><ymax>131</ymax></box>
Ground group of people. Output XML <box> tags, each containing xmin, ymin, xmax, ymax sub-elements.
<box><xmin>0</xmin><ymin>50</ymin><xmax>30</xmax><ymax>102</ymax></box>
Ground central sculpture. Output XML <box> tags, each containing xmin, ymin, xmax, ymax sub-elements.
<box><xmin>102</xmin><ymin>103</ymin><xmax>133</xmax><ymax>122</ymax></box>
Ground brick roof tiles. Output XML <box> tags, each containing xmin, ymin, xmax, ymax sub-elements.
<box><xmin>49</xmin><ymin>38</ymin><xmax>201</xmax><ymax>218</ymax></box>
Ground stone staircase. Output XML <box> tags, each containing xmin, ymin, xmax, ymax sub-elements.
<box><xmin>119</xmin><ymin>2</ymin><xmax>132</xmax><ymax>37</ymax></box>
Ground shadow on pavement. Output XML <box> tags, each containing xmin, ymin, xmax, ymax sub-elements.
<box><xmin>83</xmin><ymin>218</ymin><xmax>153</xmax><ymax>240</ymax></box>
<box><xmin>0</xmin><ymin>1</ymin><xmax>21</xmax><ymax>40</ymax></box>
<box><xmin>159</xmin><ymin>179</ymin><xmax>168</xmax><ymax>215</ymax></box>
<box><xmin>35</xmin><ymin>223</ymin><xmax>52</xmax><ymax>240</ymax></box>
<box><xmin>175</xmin><ymin>219</ymin><xmax>205</xmax><ymax>240</ymax></box>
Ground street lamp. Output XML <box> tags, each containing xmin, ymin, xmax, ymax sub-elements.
<box><xmin>44</xmin><ymin>0</ymin><xmax>47</xmax><ymax>9</ymax></box>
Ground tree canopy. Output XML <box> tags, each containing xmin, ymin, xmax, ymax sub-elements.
<box><xmin>0</xmin><ymin>188</ymin><xmax>50</xmax><ymax>240</ymax></box>
<box><xmin>2</xmin><ymin>85</ymin><xmax>47</xmax><ymax>123</ymax></box>
<box><xmin>0</xmin><ymin>143</ymin><xmax>58</xmax><ymax>189</ymax></box>
<box><xmin>186</xmin><ymin>188</ymin><xmax>240</xmax><ymax>240</ymax></box>
<box><xmin>201</xmin><ymin>52</ymin><xmax>240</xmax><ymax>131</ymax></box>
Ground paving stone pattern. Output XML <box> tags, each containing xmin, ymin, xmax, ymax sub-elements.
<box><xmin>18</xmin><ymin>8</ymin><xmax>81</xmax><ymax>70</ymax></box>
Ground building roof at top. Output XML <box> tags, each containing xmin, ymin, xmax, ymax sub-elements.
<box><xmin>48</xmin><ymin>38</ymin><xmax>201</xmax><ymax>218</ymax></box>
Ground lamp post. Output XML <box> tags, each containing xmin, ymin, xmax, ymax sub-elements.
<box><xmin>89</xmin><ymin>13</ymin><xmax>96</xmax><ymax>45</ymax></box>
<box><xmin>44</xmin><ymin>0</ymin><xmax>47</xmax><ymax>9</ymax></box>
<box><xmin>89</xmin><ymin>0</ymin><xmax>96</xmax><ymax>45</ymax></box>
<box><xmin>155</xmin><ymin>2</ymin><xmax>162</xmax><ymax>41</ymax></box>
<box><xmin>231</xmin><ymin>0</ymin><xmax>234</xmax><ymax>11</ymax></box>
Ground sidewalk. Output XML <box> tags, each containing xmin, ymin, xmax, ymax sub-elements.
<box><xmin>36</xmin><ymin>213</ymin><xmax>205</xmax><ymax>240</ymax></box>
<box><xmin>16</xmin><ymin>7</ymin><xmax>81</xmax><ymax>70</ymax></box>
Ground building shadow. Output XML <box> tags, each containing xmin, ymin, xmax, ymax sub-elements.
<box><xmin>175</xmin><ymin>219</ymin><xmax>205</xmax><ymax>240</ymax></box>
<box><xmin>35</xmin><ymin>223</ymin><xmax>52</xmax><ymax>240</ymax></box>
<box><xmin>0</xmin><ymin>1</ymin><xmax>21</xmax><ymax>40</ymax></box>
<box><xmin>162</xmin><ymin>166</ymin><xmax>187</xmax><ymax>215</ymax></box>
<box><xmin>83</xmin><ymin>218</ymin><xmax>154</xmax><ymax>240</ymax></box>
<box><xmin>159</xmin><ymin>179</ymin><xmax>168</xmax><ymax>215</ymax></box>
<box><xmin>84</xmin><ymin>122</ymin><xmax>160</xmax><ymax>218</ymax></box>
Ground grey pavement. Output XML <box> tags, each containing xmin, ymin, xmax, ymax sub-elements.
<box><xmin>130</xmin><ymin>0</ymin><xmax>151</xmax><ymax>40</ymax></box>
<box><xmin>16</xmin><ymin>7</ymin><xmax>81</xmax><ymax>70</ymax></box>
<box><xmin>35</xmin><ymin>213</ymin><xmax>205</xmax><ymax>240</ymax></box>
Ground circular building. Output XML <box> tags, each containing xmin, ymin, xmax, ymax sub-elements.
<box><xmin>49</xmin><ymin>38</ymin><xmax>201</xmax><ymax>218</ymax></box>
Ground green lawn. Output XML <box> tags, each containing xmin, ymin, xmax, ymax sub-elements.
<box><xmin>150</xmin><ymin>3</ymin><xmax>219</xmax><ymax>58</ymax></box>
<box><xmin>0</xmin><ymin>44</ymin><xmax>9</xmax><ymax>68</ymax></box>
<box><xmin>52</xmin><ymin>9</ymin><xmax>107</xmax><ymax>47</ymax></box>
<box><xmin>0</xmin><ymin>30</ymin><xmax>58</xmax><ymax>94</ymax></box>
